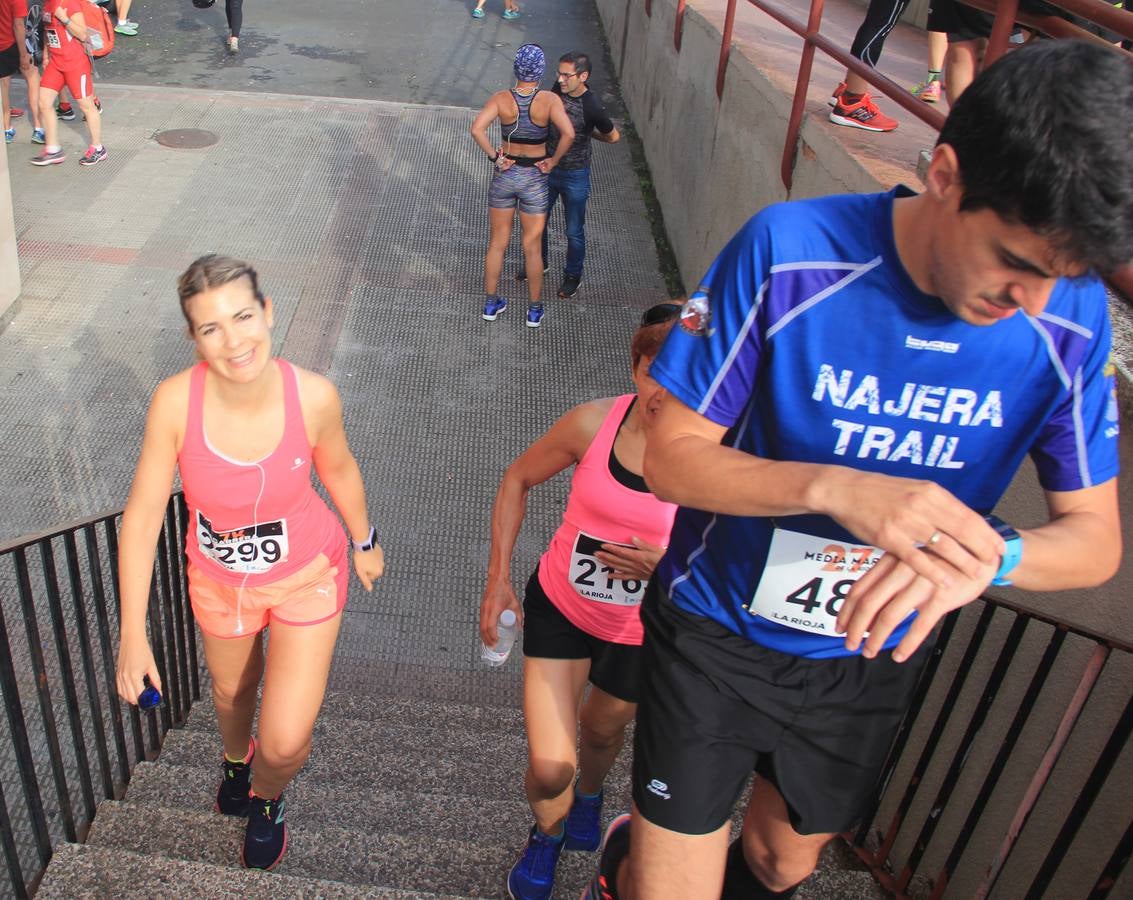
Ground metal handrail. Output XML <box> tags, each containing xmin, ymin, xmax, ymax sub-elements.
<box><xmin>0</xmin><ymin>493</ymin><xmax>200</xmax><ymax>897</ymax></box>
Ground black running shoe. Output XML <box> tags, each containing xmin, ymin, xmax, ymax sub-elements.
<box><xmin>558</xmin><ymin>274</ymin><xmax>582</xmax><ymax>299</ymax></box>
<box><xmin>242</xmin><ymin>792</ymin><xmax>288</xmax><ymax>870</ymax></box>
<box><xmin>56</xmin><ymin>103</ymin><xmax>76</xmax><ymax>121</ymax></box>
<box><xmin>215</xmin><ymin>738</ymin><xmax>254</xmax><ymax>816</ymax></box>
<box><xmin>580</xmin><ymin>813</ymin><xmax>631</xmax><ymax>899</ymax></box>
<box><xmin>515</xmin><ymin>264</ymin><xmax>549</xmax><ymax>283</ymax></box>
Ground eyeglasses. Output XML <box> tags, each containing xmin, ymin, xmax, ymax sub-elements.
<box><xmin>641</xmin><ymin>302</ymin><xmax>683</xmax><ymax>326</ymax></box>
<box><xmin>557</xmin><ymin>70</ymin><xmax>578</xmax><ymax>79</ymax></box>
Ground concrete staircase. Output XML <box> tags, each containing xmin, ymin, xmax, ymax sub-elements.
<box><xmin>34</xmin><ymin>687</ymin><xmax>887</xmax><ymax>898</ymax></box>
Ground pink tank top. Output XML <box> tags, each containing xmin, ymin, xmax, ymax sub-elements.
<box><xmin>538</xmin><ymin>395</ymin><xmax>677</xmax><ymax>645</ymax></box>
<box><xmin>180</xmin><ymin>359</ymin><xmax>345</xmax><ymax>586</ymax></box>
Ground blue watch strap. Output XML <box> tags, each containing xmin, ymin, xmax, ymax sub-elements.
<box><xmin>985</xmin><ymin>515</ymin><xmax>1022</xmax><ymax>586</ymax></box>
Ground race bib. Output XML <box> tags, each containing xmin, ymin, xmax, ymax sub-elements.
<box><xmin>46</xmin><ymin>28</ymin><xmax>61</xmax><ymax>49</ymax></box>
<box><xmin>568</xmin><ymin>532</ymin><xmax>647</xmax><ymax>606</ymax></box>
<box><xmin>195</xmin><ymin>511</ymin><xmax>289</xmax><ymax>575</ymax></box>
<box><xmin>749</xmin><ymin>528</ymin><xmax>883</xmax><ymax>635</ymax></box>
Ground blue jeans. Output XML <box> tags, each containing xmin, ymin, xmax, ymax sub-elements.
<box><xmin>542</xmin><ymin>166</ymin><xmax>591</xmax><ymax>279</ymax></box>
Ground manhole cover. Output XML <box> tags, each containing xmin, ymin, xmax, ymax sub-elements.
<box><xmin>154</xmin><ymin>128</ymin><xmax>219</xmax><ymax>149</ymax></box>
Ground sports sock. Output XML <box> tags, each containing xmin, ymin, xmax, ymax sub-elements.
<box><xmin>841</xmin><ymin>91</ymin><xmax>865</xmax><ymax>105</ymax></box>
<box><xmin>721</xmin><ymin>839</ymin><xmax>800</xmax><ymax>900</ymax></box>
<box><xmin>576</xmin><ymin>788</ymin><xmax>602</xmax><ymax>800</ymax></box>
<box><xmin>225</xmin><ymin>751</ymin><xmax>248</xmax><ymax>765</ymax></box>
<box><xmin>926</xmin><ymin>69</ymin><xmax>943</xmax><ymax>83</ymax></box>
<box><xmin>46</xmin><ymin>145</ymin><xmax>61</xmax><ymax>153</ymax></box>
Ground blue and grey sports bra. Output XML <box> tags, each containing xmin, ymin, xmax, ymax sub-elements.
<box><xmin>501</xmin><ymin>89</ymin><xmax>549</xmax><ymax>145</ymax></box>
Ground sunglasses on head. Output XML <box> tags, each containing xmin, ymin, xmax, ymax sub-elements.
<box><xmin>641</xmin><ymin>302</ymin><xmax>683</xmax><ymax>326</ymax></box>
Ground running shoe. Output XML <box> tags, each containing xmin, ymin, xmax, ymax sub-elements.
<box><xmin>4</xmin><ymin>129</ymin><xmax>13</xmax><ymax>144</ymax></box>
<box><xmin>30</xmin><ymin>149</ymin><xmax>66</xmax><ymax>166</ymax></box>
<box><xmin>242</xmin><ymin>793</ymin><xmax>287</xmax><ymax>870</ymax></box>
<box><xmin>526</xmin><ymin>303</ymin><xmax>544</xmax><ymax>328</ymax></box>
<box><xmin>911</xmin><ymin>79</ymin><xmax>942</xmax><ymax>103</ymax></box>
<box><xmin>564</xmin><ymin>789</ymin><xmax>603</xmax><ymax>852</ymax></box>
<box><xmin>557</xmin><ymin>274</ymin><xmax>582</xmax><ymax>299</ymax></box>
<box><xmin>515</xmin><ymin>263</ymin><xmax>549</xmax><ymax>283</ymax></box>
<box><xmin>503</xmin><ymin>7</ymin><xmax>521</xmax><ymax>18</ymax></box>
<box><xmin>10</xmin><ymin>107</ymin><xmax>23</xmax><ymax>118</ymax></box>
<box><xmin>580</xmin><ymin>813</ymin><xmax>631</xmax><ymax>900</ymax></box>
<box><xmin>827</xmin><ymin>80</ymin><xmax>847</xmax><ymax>108</ymax></box>
<box><xmin>56</xmin><ymin>103</ymin><xmax>76</xmax><ymax>121</ymax></box>
<box><xmin>79</xmin><ymin>145</ymin><xmax>108</xmax><ymax>166</ymax></box>
<box><xmin>114</xmin><ymin>19</ymin><xmax>139</xmax><ymax>35</ymax></box>
<box><xmin>483</xmin><ymin>295</ymin><xmax>508</xmax><ymax>321</ymax></box>
<box><xmin>829</xmin><ymin>92</ymin><xmax>898</xmax><ymax>132</ymax></box>
<box><xmin>472</xmin><ymin>6</ymin><xmax>485</xmax><ymax>16</ymax></box>
<box><xmin>32</xmin><ymin>128</ymin><xmax>45</xmax><ymax>144</ymax></box>
<box><xmin>507</xmin><ymin>825</ymin><xmax>564</xmax><ymax>900</ymax></box>
<box><xmin>227</xmin><ymin>36</ymin><xmax>239</xmax><ymax>53</ymax></box>
<box><xmin>215</xmin><ymin>738</ymin><xmax>255</xmax><ymax>816</ymax></box>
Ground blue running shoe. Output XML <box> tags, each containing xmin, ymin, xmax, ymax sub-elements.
<box><xmin>215</xmin><ymin>738</ymin><xmax>255</xmax><ymax>817</ymax></box>
<box><xmin>32</xmin><ymin>128</ymin><xmax>46</xmax><ymax>144</ymax></box>
<box><xmin>483</xmin><ymin>295</ymin><xmax>508</xmax><ymax>321</ymax></box>
<box><xmin>242</xmin><ymin>793</ymin><xmax>288</xmax><ymax>870</ymax></box>
<box><xmin>580</xmin><ymin>813</ymin><xmax>631</xmax><ymax>900</ymax></box>
<box><xmin>564</xmin><ymin>789</ymin><xmax>603</xmax><ymax>851</ymax></box>
<box><xmin>507</xmin><ymin>825</ymin><xmax>564</xmax><ymax>900</ymax></box>
<box><xmin>526</xmin><ymin>303</ymin><xmax>544</xmax><ymax>328</ymax></box>
<box><xmin>502</xmin><ymin>7</ymin><xmax>521</xmax><ymax>18</ymax></box>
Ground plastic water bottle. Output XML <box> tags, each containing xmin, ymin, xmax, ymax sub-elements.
<box><xmin>481</xmin><ymin>609</ymin><xmax>518</xmax><ymax>666</ymax></box>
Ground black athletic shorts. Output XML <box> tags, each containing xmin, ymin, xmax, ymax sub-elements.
<box><xmin>928</xmin><ymin>0</ymin><xmax>1059</xmax><ymax>41</ymax></box>
<box><xmin>521</xmin><ymin>566</ymin><xmax>643</xmax><ymax>703</ymax></box>
<box><xmin>631</xmin><ymin>581</ymin><xmax>932</xmax><ymax>836</ymax></box>
<box><xmin>0</xmin><ymin>44</ymin><xmax>20</xmax><ymax>79</ymax></box>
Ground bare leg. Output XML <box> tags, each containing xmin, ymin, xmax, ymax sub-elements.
<box><xmin>23</xmin><ymin>65</ymin><xmax>41</xmax><ymax>131</ymax></box>
<box><xmin>623</xmin><ymin>801</ymin><xmax>731</xmax><ymax>899</ymax></box>
<box><xmin>522</xmin><ymin>656</ymin><xmax>590</xmax><ymax>833</ymax></box>
<box><xmin>928</xmin><ymin>30</ymin><xmax>948</xmax><ymax>73</ymax></box>
<box><xmin>484</xmin><ymin>206</ymin><xmax>516</xmax><ymax>297</ymax></box>
<box><xmin>576</xmin><ymin>686</ymin><xmax>635</xmax><ymax>795</ymax></box>
<box><xmin>737</xmin><ymin>778</ymin><xmax>832</xmax><ymax>892</ymax></box>
<box><xmin>75</xmin><ymin>94</ymin><xmax>101</xmax><ymax>146</ymax></box>
<box><xmin>200</xmin><ymin>630</ymin><xmax>264</xmax><ymax>759</ymax></box>
<box><xmin>845</xmin><ymin>71</ymin><xmax>870</xmax><ymax>96</ymax></box>
<box><xmin>1</xmin><ymin>76</ymin><xmax>10</xmax><ymax>131</ymax></box>
<box><xmin>37</xmin><ymin>85</ymin><xmax>59</xmax><ymax>148</ymax></box>
<box><xmin>117</xmin><ymin>0</ymin><xmax>133</xmax><ymax>22</ymax></box>
<box><xmin>252</xmin><ymin>613</ymin><xmax>342</xmax><ymax>799</ymax></box>
<box><xmin>945</xmin><ymin>38</ymin><xmax>983</xmax><ymax>105</ymax></box>
<box><xmin>518</xmin><ymin>210</ymin><xmax>547</xmax><ymax>303</ymax></box>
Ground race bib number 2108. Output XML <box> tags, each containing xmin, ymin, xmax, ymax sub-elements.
<box><xmin>749</xmin><ymin>528</ymin><xmax>883</xmax><ymax>636</ymax></box>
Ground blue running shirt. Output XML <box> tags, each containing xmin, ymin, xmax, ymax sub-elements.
<box><xmin>651</xmin><ymin>188</ymin><xmax>1120</xmax><ymax>658</ymax></box>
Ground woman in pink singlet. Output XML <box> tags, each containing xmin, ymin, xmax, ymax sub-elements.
<box><xmin>479</xmin><ymin>302</ymin><xmax>682</xmax><ymax>900</ymax></box>
<box><xmin>114</xmin><ymin>254</ymin><xmax>384</xmax><ymax>872</ymax></box>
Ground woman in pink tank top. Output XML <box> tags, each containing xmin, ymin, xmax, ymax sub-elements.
<box><xmin>478</xmin><ymin>302</ymin><xmax>682</xmax><ymax>899</ymax></box>
<box><xmin>113</xmin><ymin>255</ymin><xmax>385</xmax><ymax>872</ymax></box>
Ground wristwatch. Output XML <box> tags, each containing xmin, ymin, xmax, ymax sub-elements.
<box><xmin>984</xmin><ymin>514</ymin><xmax>1022</xmax><ymax>586</ymax></box>
<box><xmin>352</xmin><ymin>526</ymin><xmax>377</xmax><ymax>552</ymax></box>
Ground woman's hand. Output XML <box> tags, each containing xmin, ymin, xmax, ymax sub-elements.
<box><xmin>480</xmin><ymin>577</ymin><xmax>522</xmax><ymax>646</ymax></box>
<box><xmin>116</xmin><ymin>636</ymin><xmax>161</xmax><ymax>705</ymax></box>
<box><xmin>495</xmin><ymin>154</ymin><xmax>516</xmax><ymax>172</ymax></box>
<box><xmin>535</xmin><ymin>158</ymin><xmax>555</xmax><ymax>174</ymax></box>
<box><xmin>595</xmin><ymin>537</ymin><xmax>667</xmax><ymax>581</ymax></box>
<box><xmin>353</xmin><ymin>544</ymin><xmax>385</xmax><ymax>591</ymax></box>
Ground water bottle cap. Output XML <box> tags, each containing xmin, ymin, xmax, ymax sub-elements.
<box><xmin>499</xmin><ymin>610</ymin><xmax>517</xmax><ymax>626</ymax></box>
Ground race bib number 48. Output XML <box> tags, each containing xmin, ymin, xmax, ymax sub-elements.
<box><xmin>569</xmin><ymin>532</ymin><xmax>647</xmax><ymax>606</ymax></box>
<box><xmin>195</xmin><ymin>511</ymin><xmax>289</xmax><ymax>575</ymax></box>
<box><xmin>749</xmin><ymin>528</ymin><xmax>882</xmax><ymax>635</ymax></box>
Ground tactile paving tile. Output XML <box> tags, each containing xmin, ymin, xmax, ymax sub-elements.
<box><xmin>2</xmin><ymin>85</ymin><xmax>669</xmax><ymax>714</ymax></box>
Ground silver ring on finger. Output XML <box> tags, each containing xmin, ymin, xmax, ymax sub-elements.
<box><xmin>928</xmin><ymin>530</ymin><xmax>942</xmax><ymax>546</ymax></box>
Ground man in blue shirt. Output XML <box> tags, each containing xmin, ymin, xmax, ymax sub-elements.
<box><xmin>583</xmin><ymin>39</ymin><xmax>1131</xmax><ymax>900</ymax></box>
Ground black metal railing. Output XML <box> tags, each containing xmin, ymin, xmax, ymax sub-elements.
<box><xmin>849</xmin><ymin>594</ymin><xmax>1133</xmax><ymax>897</ymax></box>
<box><xmin>0</xmin><ymin>493</ymin><xmax>201</xmax><ymax>898</ymax></box>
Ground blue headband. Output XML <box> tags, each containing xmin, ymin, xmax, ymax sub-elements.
<box><xmin>513</xmin><ymin>43</ymin><xmax>545</xmax><ymax>83</ymax></box>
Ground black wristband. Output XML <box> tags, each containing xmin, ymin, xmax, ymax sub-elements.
<box><xmin>490</xmin><ymin>152</ymin><xmax>499</xmax><ymax>162</ymax></box>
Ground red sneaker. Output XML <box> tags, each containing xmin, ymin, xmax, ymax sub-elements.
<box><xmin>10</xmin><ymin>107</ymin><xmax>24</xmax><ymax>118</ymax></box>
<box><xmin>827</xmin><ymin>81</ymin><xmax>847</xmax><ymax>108</ymax></box>
<box><xmin>829</xmin><ymin>92</ymin><xmax>899</xmax><ymax>132</ymax></box>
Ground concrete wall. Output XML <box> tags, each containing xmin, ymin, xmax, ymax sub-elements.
<box><xmin>0</xmin><ymin>144</ymin><xmax>20</xmax><ymax>332</ymax></box>
<box><xmin>595</xmin><ymin>1</ymin><xmax>1132</xmax><ymax>896</ymax></box>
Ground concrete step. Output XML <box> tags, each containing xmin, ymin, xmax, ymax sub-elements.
<box><xmin>84</xmin><ymin>799</ymin><xmax>608</xmax><ymax>897</ymax></box>
<box><xmin>183</xmin><ymin>688</ymin><xmax>527</xmax><ymax>736</ymax></box>
<box><xmin>35</xmin><ymin>840</ymin><xmax>460</xmax><ymax>899</ymax></box>
<box><xmin>154</xmin><ymin>721</ymin><xmax>633</xmax><ymax>803</ymax></box>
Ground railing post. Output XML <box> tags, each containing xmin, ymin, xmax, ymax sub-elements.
<box><xmin>781</xmin><ymin>0</ymin><xmax>827</xmax><ymax>190</ymax></box>
<box><xmin>985</xmin><ymin>0</ymin><xmax>1022</xmax><ymax>68</ymax></box>
<box><xmin>674</xmin><ymin>0</ymin><xmax>687</xmax><ymax>50</ymax></box>
<box><xmin>717</xmin><ymin>0</ymin><xmax>739</xmax><ymax>98</ymax></box>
